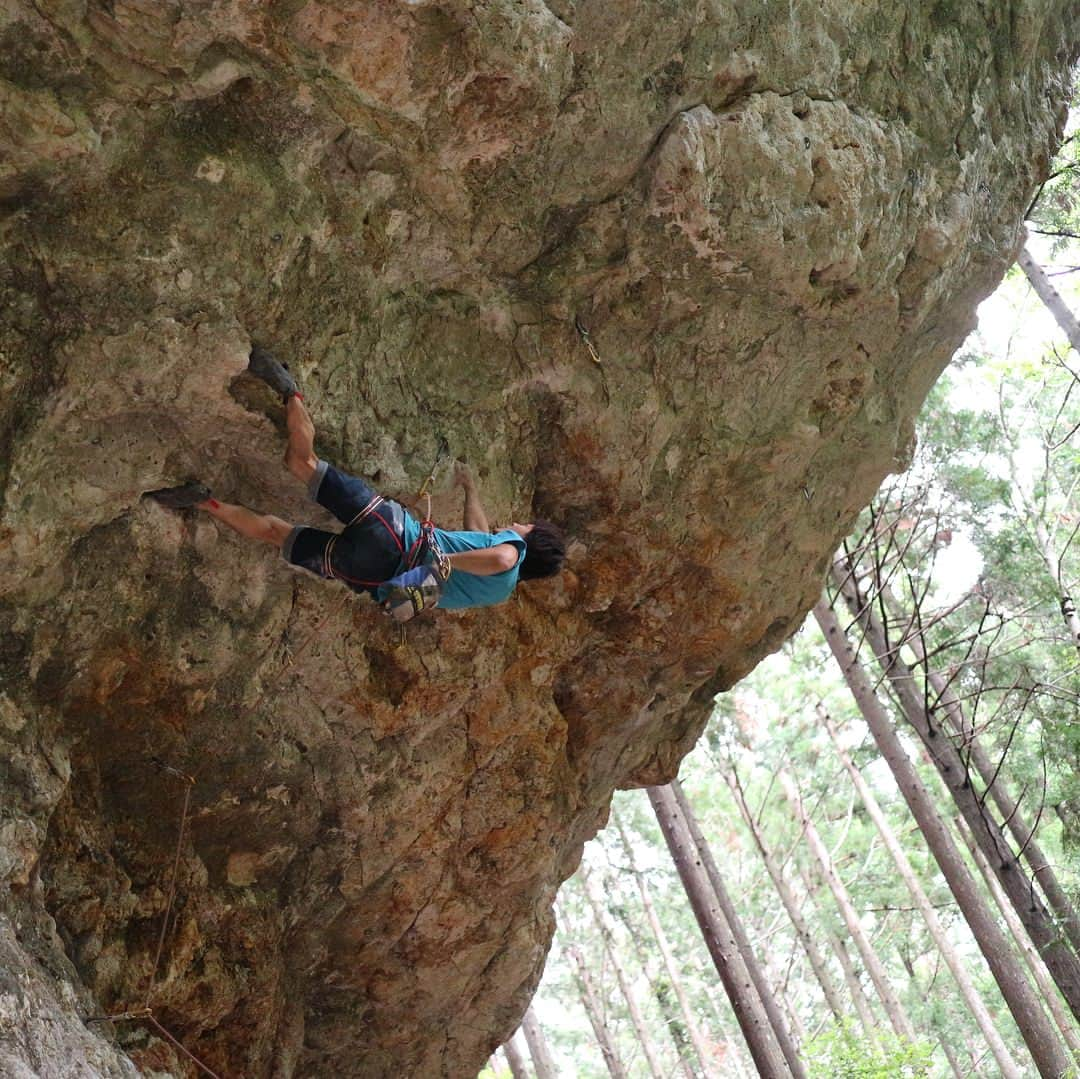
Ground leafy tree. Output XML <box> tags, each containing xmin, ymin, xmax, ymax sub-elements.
<box><xmin>1028</xmin><ymin>82</ymin><xmax>1080</xmax><ymax>256</ymax></box>
<box><xmin>805</xmin><ymin>1023</ymin><xmax>934</xmax><ymax>1079</ymax></box>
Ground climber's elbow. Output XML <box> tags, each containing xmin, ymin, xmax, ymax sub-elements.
<box><xmin>495</xmin><ymin>543</ymin><xmax>519</xmax><ymax>572</ymax></box>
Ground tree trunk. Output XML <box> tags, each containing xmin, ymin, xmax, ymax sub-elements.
<box><xmin>614</xmin><ymin>809</ymin><xmax>720</xmax><ymax>1079</ymax></box>
<box><xmin>669</xmin><ymin>780</ymin><xmax>808</xmax><ymax>1079</ymax></box>
<box><xmin>885</xmin><ymin>583</ymin><xmax>1080</xmax><ymax>957</ymax></box>
<box><xmin>502</xmin><ymin>1030</ymin><xmax>531</xmax><ymax>1079</ymax></box>
<box><xmin>777</xmin><ymin>767</ymin><xmax>918</xmax><ymax>1042</ymax></box>
<box><xmin>814</xmin><ymin>595</ymin><xmax>1074</xmax><ymax>1077</ymax></box>
<box><xmin>981</xmin><ymin>248</ymin><xmax>1080</xmax><ymax>657</ymax></box>
<box><xmin>722</xmin><ymin>771</ymin><xmax>854</xmax><ymax>1031</ymax></box>
<box><xmin>1005</xmin><ymin>446</ymin><xmax>1080</xmax><ymax>660</ymax></box>
<box><xmin>820</xmin><ymin>703</ymin><xmax>1024</xmax><ymax>1079</ymax></box>
<box><xmin>580</xmin><ymin>868</ymin><xmax>667</xmax><ymax>1079</ymax></box>
<box><xmin>564</xmin><ymin>938</ymin><xmax>629</xmax><ymax>1079</ymax></box>
<box><xmin>589</xmin><ymin>859</ymin><xmax>697</xmax><ymax>1079</ymax></box>
<box><xmin>943</xmin><ymin>672</ymin><xmax>1080</xmax><ymax>955</ymax></box>
<box><xmin>1017</xmin><ymin>244</ymin><xmax>1080</xmax><ymax>353</ymax></box>
<box><xmin>701</xmin><ymin>995</ymin><xmax>755</xmax><ymax>1079</ymax></box>
<box><xmin>716</xmin><ymin>1037</ymin><xmax>753</xmax><ymax>1079</ymax></box>
<box><xmin>833</xmin><ymin>565</ymin><xmax>1080</xmax><ymax>1024</ymax></box>
<box><xmin>796</xmin><ymin>861</ymin><xmax>882</xmax><ymax>1037</ymax></box>
<box><xmin>647</xmin><ymin>783</ymin><xmax>792</xmax><ymax>1078</ymax></box>
<box><xmin>521</xmin><ymin>1006</ymin><xmax>557</xmax><ymax>1079</ymax></box>
<box><xmin>939</xmin><ymin>1036</ymin><xmax>967</xmax><ymax>1079</ymax></box>
<box><xmin>956</xmin><ymin>810</ymin><xmax>1080</xmax><ymax>1059</ymax></box>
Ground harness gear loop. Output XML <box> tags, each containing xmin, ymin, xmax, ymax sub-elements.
<box><xmin>418</xmin><ymin>434</ymin><xmax>450</xmax><ymax>500</ymax></box>
<box><xmin>574</xmin><ymin>314</ymin><xmax>609</xmax><ymax>402</ymax></box>
<box><xmin>387</xmin><ymin>441</ymin><xmax>453</xmax><ymax>635</ymax></box>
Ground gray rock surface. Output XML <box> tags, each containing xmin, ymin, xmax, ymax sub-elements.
<box><xmin>1</xmin><ymin>1</ymin><xmax>1077</xmax><ymax>1075</ymax></box>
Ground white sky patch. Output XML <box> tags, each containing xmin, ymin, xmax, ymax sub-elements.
<box><xmin>952</xmin><ymin>235</ymin><xmax>1076</xmax><ymax>414</ymax></box>
<box><xmin>971</xmin><ymin>276</ymin><xmax>1058</xmax><ymax>369</ymax></box>
<box><xmin>925</xmin><ymin>530</ymin><xmax>984</xmax><ymax>603</ymax></box>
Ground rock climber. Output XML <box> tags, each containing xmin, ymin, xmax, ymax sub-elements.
<box><xmin>147</xmin><ymin>347</ymin><xmax>565</xmax><ymax>619</ymax></box>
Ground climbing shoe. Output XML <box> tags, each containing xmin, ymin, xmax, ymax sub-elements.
<box><xmin>146</xmin><ymin>481</ymin><xmax>212</xmax><ymax>509</ymax></box>
<box><xmin>248</xmin><ymin>344</ymin><xmax>298</xmax><ymax>399</ymax></box>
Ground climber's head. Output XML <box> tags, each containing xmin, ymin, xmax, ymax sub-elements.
<box><xmin>514</xmin><ymin>519</ymin><xmax>566</xmax><ymax>581</ymax></box>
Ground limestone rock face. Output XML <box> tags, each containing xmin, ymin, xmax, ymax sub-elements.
<box><xmin>0</xmin><ymin>2</ymin><xmax>1076</xmax><ymax>1075</ymax></box>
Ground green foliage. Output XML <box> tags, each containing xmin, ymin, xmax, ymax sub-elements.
<box><xmin>806</xmin><ymin>1024</ymin><xmax>934</xmax><ymax>1079</ymax></box>
<box><xmin>1028</xmin><ymin>82</ymin><xmax>1080</xmax><ymax>255</ymax></box>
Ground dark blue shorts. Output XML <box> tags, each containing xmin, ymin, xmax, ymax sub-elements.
<box><xmin>282</xmin><ymin>461</ymin><xmax>405</xmax><ymax>596</ymax></box>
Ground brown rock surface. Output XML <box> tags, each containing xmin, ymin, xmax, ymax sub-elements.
<box><xmin>0</xmin><ymin>2</ymin><xmax>1076</xmax><ymax>1076</ymax></box>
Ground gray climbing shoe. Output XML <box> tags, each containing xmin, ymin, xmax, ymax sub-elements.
<box><xmin>146</xmin><ymin>482</ymin><xmax>212</xmax><ymax>509</ymax></box>
<box><xmin>248</xmin><ymin>345</ymin><xmax>298</xmax><ymax>399</ymax></box>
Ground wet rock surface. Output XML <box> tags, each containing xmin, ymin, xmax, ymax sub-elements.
<box><xmin>1</xmin><ymin>2</ymin><xmax>1077</xmax><ymax>1075</ymax></box>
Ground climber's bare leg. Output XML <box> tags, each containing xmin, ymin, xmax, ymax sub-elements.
<box><xmin>198</xmin><ymin>498</ymin><xmax>292</xmax><ymax>548</ymax></box>
<box><xmin>284</xmin><ymin>394</ymin><xmax>318</xmax><ymax>484</ymax></box>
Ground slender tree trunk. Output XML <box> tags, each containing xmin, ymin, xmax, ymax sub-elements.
<box><xmin>723</xmin><ymin>771</ymin><xmax>854</xmax><ymax>1031</ymax></box>
<box><xmin>1005</xmin><ymin>448</ymin><xmax>1080</xmax><ymax>660</ymax></box>
<box><xmin>1017</xmin><ymin>244</ymin><xmax>1080</xmax><ymax>353</ymax></box>
<box><xmin>886</xmin><ymin>583</ymin><xmax>1080</xmax><ymax>958</ymax></box>
<box><xmin>701</xmin><ymin>994</ymin><xmax>754</xmax><ymax>1078</ymax></box>
<box><xmin>614</xmin><ymin>810</ymin><xmax>720</xmax><ymax>1079</ymax></box>
<box><xmin>797</xmin><ymin>860</ymin><xmax>882</xmax><ymax>1037</ymax></box>
<box><xmin>777</xmin><ymin>766</ymin><xmax>918</xmax><ymax>1042</ymax></box>
<box><xmin>502</xmin><ymin>1030</ymin><xmax>531</xmax><ymax>1079</ymax></box>
<box><xmin>944</xmin><ymin>676</ymin><xmax>1080</xmax><ymax>955</ymax></box>
<box><xmin>580</xmin><ymin>869</ymin><xmax>667</xmax><ymax>1079</ymax></box>
<box><xmin>820</xmin><ymin>704</ymin><xmax>1024</xmax><ymax>1079</ymax></box>
<box><xmin>777</xmin><ymin>980</ymin><xmax>806</xmax><ymax>1046</ymax></box>
<box><xmin>940</xmin><ymin>1037</ymin><xmax>967</xmax><ymax>1079</ymax></box>
<box><xmin>956</xmin><ymin>811</ymin><xmax>1080</xmax><ymax>1059</ymax></box>
<box><xmin>814</xmin><ymin>595</ymin><xmax>1074</xmax><ymax>1077</ymax></box>
<box><xmin>669</xmin><ymin>781</ymin><xmax>808</xmax><ymax>1079</ymax></box>
<box><xmin>521</xmin><ymin>1006</ymin><xmax>557</xmax><ymax>1079</ymax></box>
<box><xmin>591</xmin><ymin>860</ymin><xmax>697</xmax><ymax>1079</ymax></box>
<box><xmin>647</xmin><ymin>783</ymin><xmax>793</xmax><ymax>1078</ymax></box>
<box><xmin>713</xmin><ymin>1036</ymin><xmax>752</xmax><ymax>1079</ymax></box>
<box><xmin>564</xmin><ymin>938</ymin><xmax>629</xmax><ymax>1079</ymax></box>
<box><xmin>834</xmin><ymin>565</ymin><xmax>1080</xmax><ymax>1024</ymax></box>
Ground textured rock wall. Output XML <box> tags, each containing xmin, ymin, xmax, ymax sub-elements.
<box><xmin>1</xmin><ymin>2</ymin><xmax>1077</xmax><ymax>1075</ymax></box>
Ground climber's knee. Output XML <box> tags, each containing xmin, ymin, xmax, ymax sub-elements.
<box><xmin>285</xmin><ymin>447</ymin><xmax>318</xmax><ymax>484</ymax></box>
<box><xmin>261</xmin><ymin>514</ymin><xmax>294</xmax><ymax>547</ymax></box>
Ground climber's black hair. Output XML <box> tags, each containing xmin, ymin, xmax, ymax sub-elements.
<box><xmin>519</xmin><ymin>520</ymin><xmax>566</xmax><ymax>581</ymax></box>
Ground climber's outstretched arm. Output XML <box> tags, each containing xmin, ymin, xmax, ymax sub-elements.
<box><xmin>454</xmin><ymin>463</ymin><xmax>490</xmax><ymax>533</ymax></box>
<box><xmin>445</xmin><ymin>544</ymin><xmax>519</xmax><ymax>575</ymax></box>
<box><xmin>199</xmin><ymin>498</ymin><xmax>293</xmax><ymax>548</ymax></box>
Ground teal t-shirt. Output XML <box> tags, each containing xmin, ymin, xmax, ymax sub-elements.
<box><xmin>378</xmin><ymin>512</ymin><xmax>525</xmax><ymax>610</ymax></box>
<box><xmin>432</xmin><ymin>526</ymin><xmax>526</xmax><ymax>609</ymax></box>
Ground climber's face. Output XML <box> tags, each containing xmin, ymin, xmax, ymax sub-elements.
<box><xmin>509</xmin><ymin>523</ymin><xmax>534</xmax><ymax>537</ymax></box>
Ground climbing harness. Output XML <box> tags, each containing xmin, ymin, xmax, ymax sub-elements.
<box><xmin>384</xmin><ymin>437</ymin><xmax>453</xmax><ymax>634</ymax></box>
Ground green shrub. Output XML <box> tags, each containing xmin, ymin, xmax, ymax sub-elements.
<box><xmin>806</xmin><ymin>1023</ymin><xmax>934</xmax><ymax>1078</ymax></box>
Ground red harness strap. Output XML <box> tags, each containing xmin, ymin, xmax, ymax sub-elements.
<box><xmin>323</xmin><ymin>497</ymin><xmax>435</xmax><ymax>589</ymax></box>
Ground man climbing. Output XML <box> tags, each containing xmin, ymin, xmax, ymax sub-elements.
<box><xmin>148</xmin><ymin>347</ymin><xmax>565</xmax><ymax>618</ymax></box>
